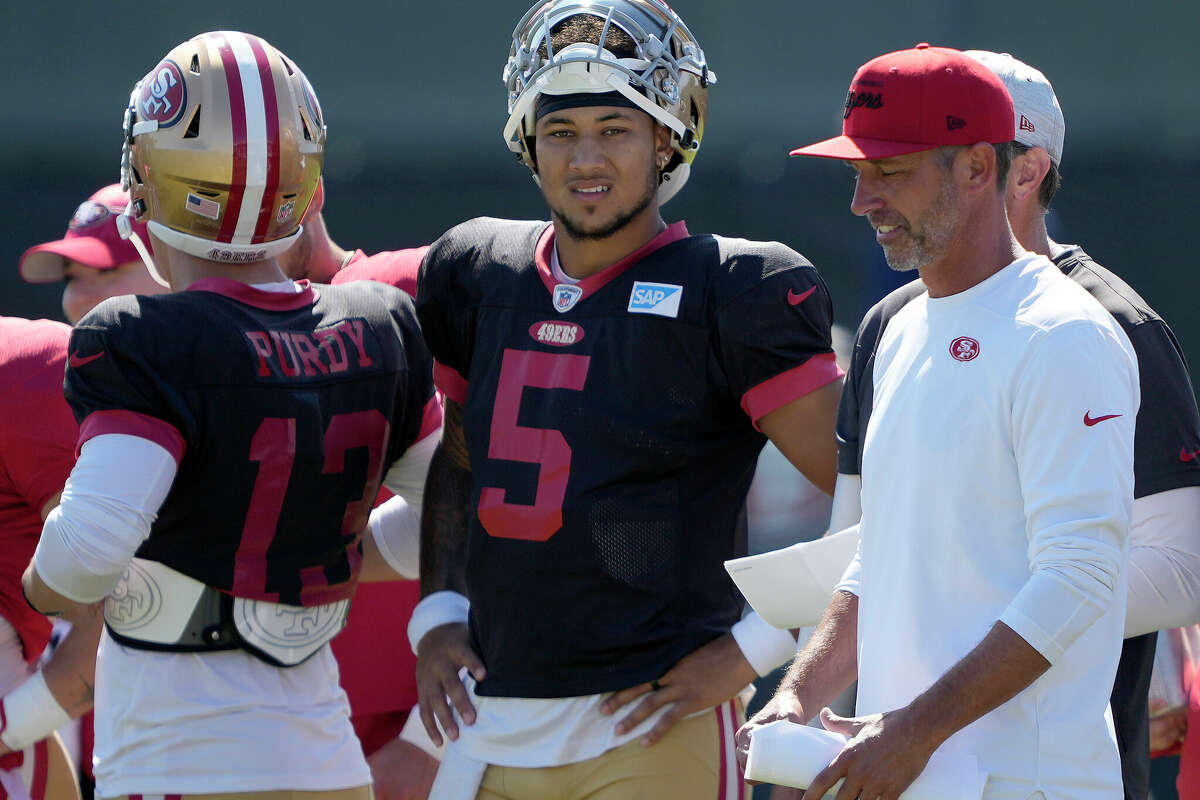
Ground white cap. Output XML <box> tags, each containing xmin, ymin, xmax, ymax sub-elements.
<box><xmin>964</xmin><ymin>50</ymin><xmax>1065</xmax><ymax>166</ymax></box>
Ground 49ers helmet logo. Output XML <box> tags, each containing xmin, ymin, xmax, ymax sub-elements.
<box><xmin>138</xmin><ymin>59</ymin><xmax>188</xmax><ymax>128</ymax></box>
<box><xmin>949</xmin><ymin>336</ymin><xmax>980</xmax><ymax>362</ymax></box>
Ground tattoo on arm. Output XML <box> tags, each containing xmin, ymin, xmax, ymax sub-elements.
<box><xmin>420</xmin><ymin>398</ymin><xmax>473</xmax><ymax>597</ymax></box>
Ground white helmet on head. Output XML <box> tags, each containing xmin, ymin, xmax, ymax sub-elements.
<box><xmin>503</xmin><ymin>0</ymin><xmax>715</xmax><ymax>205</ymax></box>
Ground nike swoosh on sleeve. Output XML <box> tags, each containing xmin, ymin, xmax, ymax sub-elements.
<box><xmin>68</xmin><ymin>350</ymin><xmax>105</xmax><ymax>368</ymax></box>
<box><xmin>787</xmin><ymin>286</ymin><xmax>817</xmax><ymax>306</ymax></box>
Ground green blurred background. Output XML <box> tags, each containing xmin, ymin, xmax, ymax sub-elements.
<box><xmin>3</xmin><ymin>0</ymin><xmax>1198</xmax><ymax>402</ymax></box>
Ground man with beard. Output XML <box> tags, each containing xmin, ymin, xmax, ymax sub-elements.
<box><xmin>411</xmin><ymin>2</ymin><xmax>844</xmax><ymax>797</ymax></box>
<box><xmin>737</xmin><ymin>44</ymin><xmax>1139</xmax><ymax>799</ymax></box>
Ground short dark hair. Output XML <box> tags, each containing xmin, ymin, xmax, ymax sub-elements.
<box><xmin>935</xmin><ymin>143</ymin><xmax>1013</xmax><ymax>190</ymax></box>
<box><xmin>1011</xmin><ymin>142</ymin><xmax>1062</xmax><ymax>210</ymax></box>
<box><xmin>539</xmin><ymin>14</ymin><xmax>639</xmax><ymax>60</ymax></box>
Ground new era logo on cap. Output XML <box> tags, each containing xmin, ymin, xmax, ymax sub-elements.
<box><xmin>965</xmin><ymin>50</ymin><xmax>1065</xmax><ymax>166</ymax></box>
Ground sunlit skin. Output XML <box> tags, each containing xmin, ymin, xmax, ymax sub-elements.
<box><xmin>848</xmin><ymin>143</ymin><xmax>1023</xmax><ymax>297</ymax></box>
<box><xmin>533</xmin><ymin>105</ymin><xmax>674</xmax><ymax>279</ymax></box>
<box><xmin>1002</xmin><ymin>145</ymin><xmax>1069</xmax><ymax>261</ymax></box>
<box><xmin>849</xmin><ymin>151</ymin><xmax>963</xmax><ymax>275</ymax></box>
<box><xmin>61</xmin><ymin>259</ymin><xmax>169</xmax><ymax>324</ymax></box>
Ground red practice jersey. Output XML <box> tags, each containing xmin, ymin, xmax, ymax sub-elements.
<box><xmin>0</xmin><ymin>317</ymin><xmax>77</xmax><ymax>663</ymax></box>
<box><xmin>331</xmin><ymin>247</ymin><xmax>430</xmax><ymax>749</ymax></box>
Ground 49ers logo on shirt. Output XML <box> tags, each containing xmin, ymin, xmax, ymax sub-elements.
<box><xmin>949</xmin><ymin>336</ymin><xmax>980</xmax><ymax>362</ymax></box>
<box><xmin>137</xmin><ymin>59</ymin><xmax>188</xmax><ymax>128</ymax></box>
<box><xmin>529</xmin><ymin>320</ymin><xmax>585</xmax><ymax>347</ymax></box>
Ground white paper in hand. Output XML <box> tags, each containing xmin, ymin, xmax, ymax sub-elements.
<box><xmin>724</xmin><ymin>526</ymin><xmax>860</xmax><ymax>628</ymax></box>
<box><xmin>744</xmin><ymin>720</ymin><xmax>985</xmax><ymax>799</ymax></box>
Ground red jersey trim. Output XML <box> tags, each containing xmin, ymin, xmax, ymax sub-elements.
<box><xmin>434</xmin><ymin>361</ymin><xmax>468</xmax><ymax>405</ymax></box>
<box><xmin>30</xmin><ymin>738</ymin><xmax>48</xmax><ymax>799</ymax></box>
<box><xmin>741</xmin><ymin>353</ymin><xmax>844</xmax><ymax>430</ymax></box>
<box><xmin>215</xmin><ymin>37</ymin><xmax>248</xmax><ymax>244</ymax></box>
<box><xmin>416</xmin><ymin>395</ymin><xmax>444</xmax><ymax>443</ymax></box>
<box><xmin>535</xmin><ymin>222</ymin><xmax>691</xmax><ymax>298</ymax></box>
<box><xmin>335</xmin><ymin>246</ymin><xmax>429</xmax><ymax>299</ymax></box>
<box><xmin>247</xmin><ymin>35</ymin><xmax>281</xmax><ymax>245</ymax></box>
<box><xmin>78</xmin><ymin>410</ymin><xmax>186</xmax><ymax>467</ymax></box>
<box><xmin>185</xmin><ymin>277</ymin><xmax>317</xmax><ymax>311</ymax></box>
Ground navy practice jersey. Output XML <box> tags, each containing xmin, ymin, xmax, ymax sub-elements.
<box><xmin>836</xmin><ymin>247</ymin><xmax>1200</xmax><ymax>800</ymax></box>
<box><xmin>65</xmin><ymin>278</ymin><xmax>437</xmax><ymax>607</ymax></box>
<box><xmin>417</xmin><ymin>218</ymin><xmax>841</xmax><ymax>698</ymax></box>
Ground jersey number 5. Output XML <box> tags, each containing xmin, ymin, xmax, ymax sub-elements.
<box><xmin>478</xmin><ymin>349</ymin><xmax>590</xmax><ymax>542</ymax></box>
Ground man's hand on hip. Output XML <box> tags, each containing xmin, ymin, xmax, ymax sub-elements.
<box><xmin>415</xmin><ymin>622</ymin><xmax>485</xmax><ymax>747</ymax></box>
<box><xmin>599</xmin><ymin>632</ymin><xmax>755</xmax><ymax>747</ymax></box>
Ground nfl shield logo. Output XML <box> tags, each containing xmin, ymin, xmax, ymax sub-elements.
<box><xmin>553</xmin><ymin>284</ymin><xmax>583</xmax><ymax>314</ymax></box>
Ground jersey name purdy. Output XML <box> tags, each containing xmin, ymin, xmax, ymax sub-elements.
<box><xmin>66</xmin><ymin>278</ymin><xmax>436</xmax><ymax>607</ymax></box>
<box><xmin>417</xmin><ymin>217</ymin><xmax>841</xmax><ymax>698</ymax></box>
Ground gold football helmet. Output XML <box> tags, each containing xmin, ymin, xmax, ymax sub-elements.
<box><xmin>503</xmin><ymin>0</ymin><xmax>715</xmax><ymax>205</ymax></box>
<box><xmin>120</xmin><ymin>31</ymin><xmax>325</xmax><ymax>267</ymax></box>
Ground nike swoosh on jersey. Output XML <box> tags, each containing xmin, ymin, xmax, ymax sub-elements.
<box><xmin>1083</xmin><ymin>411</ymin><xmax>1122</xmax><ymax>427</ymax></box>
<box><xmin>1182</xmin><ymin>447</ymin><xmax>1200</xmax><ymax>463</ymax></box>
<box><xmin>787</xmin><ymin>286</ymin><xmax>817</xmax><ymax>306</ymax></box>
<box><xmin>68</xmin><ymin>350</ymin><xmax>105</xmax><ymax>368</ymax></box>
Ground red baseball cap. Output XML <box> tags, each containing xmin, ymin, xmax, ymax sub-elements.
<box><xmin>19</xmin><ymin>184</ymin><xmax>151</xmax><ymax>284</ymax></box>
<box><xmin>790</xmin><ymin>43</ymin><xmax>1015</xmax><ymax>160</ymax></box>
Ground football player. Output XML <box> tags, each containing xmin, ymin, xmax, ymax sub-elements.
<box><xmin>283</xmin><ymin>182</ymin><xmax>442</xmax><ymax>800</ymax></box>
<box><xmin>10</xmin><ymin>184</ymin><xmax>165</xmax><ymax>800</ymax></box>
<box><xmin>21</xmin><ymin>31</ymin><xmax>439</xmax><ymax>799</ymax></box>
<box><xmin>412</xmin><ymin>2</ymin><xmax>843</xmax><ymax>797</ymax></box>
<box><xmin>0</xmin><ymin>316</ymin><xmax>91</xmax><ymax>800</ymax></box>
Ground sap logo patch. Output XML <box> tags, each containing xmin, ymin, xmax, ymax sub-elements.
<box><xmin>628</xmin><ymin>282</ymin><xmax>683</xmax><ymax>317</ymax></box>
<box><xmin>529</xmin><ymin>320</ymin><xmax>585</xmax><ymax>347</ymax></box>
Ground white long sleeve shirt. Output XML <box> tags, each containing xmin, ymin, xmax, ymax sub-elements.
<box><xmin>838</xmin><ymin>255</ymin><xmax>1139</xmax><ymax>799</ymax></box>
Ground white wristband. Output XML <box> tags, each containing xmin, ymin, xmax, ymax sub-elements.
<box><xmin>407</xmin><ymin>591</ymin><xmax>470</xmax><ymax>656</ymax></box>
<box><xmin>0</xmin><ymin>671</ymin><xmax>71</xmax><ymax>752</ymax></box>
<box><xmin>731</xmin><ymin>611</ymin><xmax>797</xmax><ymax>677</ymax></box>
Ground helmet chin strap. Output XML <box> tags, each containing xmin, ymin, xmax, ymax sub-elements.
<box><xmin>115</xmin><ymin>205</ymin><xmax>171</xmax><ymax>289</ymax></box>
